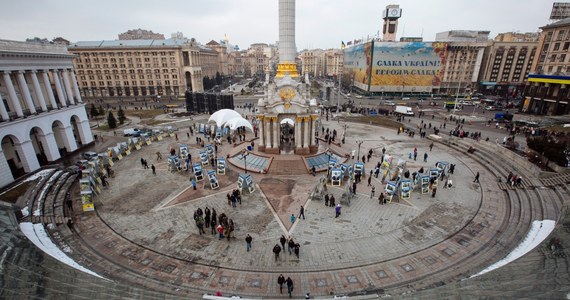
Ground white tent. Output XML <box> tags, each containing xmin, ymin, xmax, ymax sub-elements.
<box><xmin>208</xmin><ymin>109</ymin><xmax>242</xmax><ymax>128</ymax></box>
<box><xmin>225</xmin><ymin>117</ymin><xmax>254</xmax><ymax>132</ymax></box>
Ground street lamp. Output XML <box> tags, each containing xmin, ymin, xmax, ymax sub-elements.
<box><xmin>453</xmin><ymin>54</ymin><xmax>467</xmax><ymax>116</ymax></box>
<box><xmin>242</xmin><ymin>150</ymin><xmax>249</xmax><ymax>174</ymax></box>
<box><xmin>356</xmin><ymin>140</ymin><xmax>364</xmax><ymax>162</ymax></box>
<box><xmin>327</xmin><ymin>150</ymin><xmax>332</xmax><ymax>177</ymax></box>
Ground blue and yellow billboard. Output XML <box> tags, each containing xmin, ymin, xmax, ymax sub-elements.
<box><xmin>370</xmin><ymin>42</ymin><xmax>447</xmax><ymax>93</ymax></box>
<box><xmin>343</xmin><ymin>41</ymin><xmax>373</xmax><ymax>91</ymax></box>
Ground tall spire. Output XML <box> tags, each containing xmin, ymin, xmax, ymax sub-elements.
<box><xmin>276</xmin><ymin>0</ymin><xmax>299</xmax><ymax>78</ymax></box>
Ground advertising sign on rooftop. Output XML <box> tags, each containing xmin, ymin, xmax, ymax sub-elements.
<box><xmin>369</xmin><ymin>42</ymin><xmax>447</xmax><ymax>93</ymax></box>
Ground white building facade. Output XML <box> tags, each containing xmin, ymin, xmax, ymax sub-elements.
<box><xmin>0</xmin><ymin>40</ymin><xmax>93</xmax><ymax>188</ymax></box>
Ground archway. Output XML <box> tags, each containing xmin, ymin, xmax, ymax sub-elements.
<box><xmin>1</xmin><ymin>135</ymin><xmax>25</xmax><ymax>179</ymax></box>
<box><xmin>280</xmin><ymin>118</ymin><xmax>295</xmax><ymax>154</ymax></box>
<box><xmin>70</xmin><ymin>115</ymin><xmax>84</xmax><ymax>147</ymax></box>
<box><xmin>185</xmin><ymin>71</ymin><xmax>193</xmax><ymax>91</ymax></box>
<box><xmin>29</xmin><ymin>127</ymin><xmax>48</xmax><ymax>166</ymax></box>
<box><xmin>52</xmin><ymin>120</ymin><xmax>71</xmax><ymax>157</ymax></box>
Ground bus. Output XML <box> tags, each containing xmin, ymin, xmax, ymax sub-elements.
<box><xmin>443</xmin><ymin>102</ymin><xmax>462</xmax><ymax>110</ymax></box>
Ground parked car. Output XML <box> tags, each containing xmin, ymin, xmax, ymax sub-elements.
<box><xmin>355</xmin><ymin>95</ymin><xmax>363</xmax><ymax>99</ymax></box>
<box><xmin>485</xmin><ymin>106</ymin><xmax>496</xmax><ymax>111</ymax></box>
<box><xmin>83</xmin><ymin>151</ymin><xmax>98</xmax><ymax>160</ymax></box>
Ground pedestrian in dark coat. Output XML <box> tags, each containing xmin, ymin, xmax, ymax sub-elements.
<box><xmin>280</xmin><ymin>235</ymin><xmax>287</xmax><ymax>250</ymax></box>
<box><xmin>286</xmin><ymin>277</ymin><xmax>294</xmax><ymax>298</ymax></box>
<box><xmin>277</xmin><ymin>274</ymin><xmax>285</xmax><ymax>294</ymax></box>
<box><xmin>245</xmin><ymin>234</ymin><xmax>253</xmax><ymax>251</ymax></box>
<box><xmin>288</xmin><ymin>238</ymin><xmax>295</xmax><ymax>255</ymax></box>
<box><xmin>273</xmin><ymin>244</ymin><xmax>281</xmax><ymax>260</ymax></box>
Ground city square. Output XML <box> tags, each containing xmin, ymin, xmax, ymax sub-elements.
<box><xmin>1</xmin><ymin>0</ymin><xmax>570</xmax><ymax>299</ymax></box>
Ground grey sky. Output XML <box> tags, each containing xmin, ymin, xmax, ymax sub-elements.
<box><xmin>0</xmin><ymin>0</ymin><xmax>558</xmax><ymax>50</ymax></box>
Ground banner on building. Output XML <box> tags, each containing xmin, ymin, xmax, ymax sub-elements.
<box><xmin>369</xmin><ymin>42</ymin><xmax>447</xmax><ymax>93</ymax></box>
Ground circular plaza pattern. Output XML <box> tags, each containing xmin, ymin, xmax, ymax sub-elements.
<box><xmin>59</xmin><ymin>113</ymin><xmax>531</xmax><ymax>299</ymax></box>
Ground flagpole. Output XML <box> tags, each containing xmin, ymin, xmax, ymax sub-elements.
<box><xmin>338</xmin><ymin>41</ymin><xmax>345</xmax><ymax>113</ymax></box>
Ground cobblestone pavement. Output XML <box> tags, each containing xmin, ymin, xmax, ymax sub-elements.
<box><xmin>68</xmin><ymin>114</ymin><xmax>510</xmax><ymax>298</ymax></box>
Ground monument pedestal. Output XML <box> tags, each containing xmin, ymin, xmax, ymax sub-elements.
<box><xmin>258</xmin><ymin>145</ymin><xmax>266</xmax><ymax>152</ymax></box>
<box><xmin>295</xmin><ymin>147</ymin><xmax>310</xmax><ymax>155</ymax></box>
<box><xmin>309</xmin><ymin>145</ymin><xmax>318</xmax><ymax>154</ymax></box>
<box><xmin>265</xmin><ymin>147</ymin><xmax>280</xmax><ymax>154</ymax></box>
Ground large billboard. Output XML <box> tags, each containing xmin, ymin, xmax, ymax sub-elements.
<box><xmin>343</xmin><ymin>42</ymin><xmax>373</xmax><ymax>91</ymax></box>
<box><xmin>369</xmin><ymin>42</ymin><xmax>447</xmax><ymax>93</ymax></box>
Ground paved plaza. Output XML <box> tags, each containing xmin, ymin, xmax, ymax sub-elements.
<box><xmin>63</xmin><ymin>111</ymin><xmax>500</xmax><ymax>298</ymax></box>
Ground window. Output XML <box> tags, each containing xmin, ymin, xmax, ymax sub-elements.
<box><xmin>564</xmin><ymin>42</ymin><xmax>570</xmax><ymax>51</ymax></box>
<box><xmin>546</xmin><ymin>31</ymin><xmax>553</xmax><ymax>42</ymax></box>
<box><xmin>550</xmin><ymin>54</ymin><xmax>557</xmax><ymax>62</ymax></box>
<box><xmin>557</xmin><ymin>30</ymin><xmax>565</xmax><ymax>41</ymax></box>
<box><xmin>560</xmin><ymin>54</ymin><xmax>566</xmax><ymax>62</ymax></box>
<box><xmin>554</xmin><ymin>43</ymin><xmax>560</xmax><ymax>51</ymax></box>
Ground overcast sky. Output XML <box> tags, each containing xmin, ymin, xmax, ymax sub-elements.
<box><xmin>0</xmin><ymin>0</ymin><xmax>559</xmax><ymax>50</ymax></box>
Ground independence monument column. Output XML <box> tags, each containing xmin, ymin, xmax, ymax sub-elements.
<box><xmin>276</xmin><ymin>0</ymin><xmax>299</xmax><ymax>78</ymax></box>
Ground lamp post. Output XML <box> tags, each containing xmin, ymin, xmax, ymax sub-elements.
<box><xmin>327</xmin><ymin>150</ymin><xmax>332</xmax><ymax>177</ymax></box>
<box><xmin>242</xmin><ymin>150</ymin><xmax>249</xmax><ymax>174</ymax></box>
<box><xmin>453</xmin><ymin>55</ymin><xmax>466</xmax><ymax>116</ymax></box>
<box><xmin>356</xmin><ymin>140</ymin><xmax>364</xmax><ymax>162</ymax></box>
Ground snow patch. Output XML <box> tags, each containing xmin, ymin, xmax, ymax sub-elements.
<box><xmin>470</xmin><ymin>220</ymin><xmax>556</xmax><ymax>278</ymax></box>
<box><xmin>34</xmin><ymin>170</ymin><xmax>62</xmax><ymax>217</ymax></box>
<box><xmin>21</xmin><ymin>206</ymin><xmax>29</xmax><ymax>217</ymax></box>
<box><xmin>19</xmin><ymin>222</ymin><xmax>106</xmax><ymax>279</ymax></box>
<box><xmin>0</xmin><ymin>169</ymin><xmax>55</xmax><ymax>197</ymax></box>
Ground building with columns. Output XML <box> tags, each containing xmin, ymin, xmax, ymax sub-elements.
<box><xmin>0</xmin><ymin>39</ymin><xmax>94</xmax><ymax>188</ymax></box>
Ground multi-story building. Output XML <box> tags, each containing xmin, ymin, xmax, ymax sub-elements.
<box><xmin>523</xmin><ymin>18</ymin><xmax>570</xmax><ymax>115</ymax></box>
<box><xmin>323</xmin><ymin>49</ymin><xmax>343</xmax><ymax>78</ymax></box>
<box><xmin>206</xmin><ymin>40</ymin><xmax>229</xmax><ymax>76</ymax></box>
<box><xmin>68</xmin><ymin>37</ymin><xmax>221</xmax><ymax>98</ymax></box>
<box><xmin>494</xmin><ymin>32</ymin><xmax>539</xmax><ymax>42</ymax></box>
<box><xmin>226</xmin><ymin>43</ymin><xmax>277</xmax><ymax>79</ymax></box>
<box><xmin>436</xmin><ymin>30</ymin><xmax>490</xmax><ymax>42</ymax></box>
<box><xmin>0</xmin><ymin>39</ymin><xmax>93</xmax><ymax>188</ymax></box>
<box><xmin>299</xmin><ymin>49</ymin><xmax>324</xmax><ymax>77</ymax></box>
<box><xmin>479</xmin><ymin>41</ymin><xmax>537</xmax><ymax>97</ymax></box>
<box><xmin>440</xmin><ymin>42</ymin><xmax>488</xmax><ymax>95</ymax></box>
<box><xmin>118</xmin><ymin>29</ymin><xmax>165</xmax><ymax>41</ymax></box>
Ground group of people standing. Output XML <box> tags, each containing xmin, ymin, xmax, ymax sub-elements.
<box><xmin>273</xmin><ymin>235</ymin><xmax>301</xmax><ymax>260</ymax></box>
<box><xmin>193</xmin><ymin>207</ymin><xmax>235</xmax><ymax>240</ymax></box>
<box><xmin>226</xmin><ymin>189</ymin><xmax>242</xmax><ymax>207</ymax></box>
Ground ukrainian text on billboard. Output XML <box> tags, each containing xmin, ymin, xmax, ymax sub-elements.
<box><xmin>369</xmin><ymin>42</ymin><xmax>447</xmax><ymax>93</ymax></box>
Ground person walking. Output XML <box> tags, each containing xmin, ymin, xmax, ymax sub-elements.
<box><xmin>273</xmin><ymin>244</ymin><xmax>282</xmax><ymax>260</ymax></box>
<box><xmin>290</xmin><ymin>213</ymin><xmax>296</xmax><ymax>224</ymax></box>
<box><xmin>298</xmin><ymin>205</ymin><xmax>305</xmax><ymax>220</ymax></box>
<box><xmin>423</xmin><ymin>152</ymin><xmax>428</xmax><ymax>162</ymax></box>
<box><xmin>294</xmin><ymin>243</ymin><xmax>300</xmax><ymax>258</ymax></box>
<box><xmin>370</xmin><ymin>186</ymin><xmax>375</xmax><ymax>198</ymax></box>
<box><xmin>352</xmin><ymin>181</ymin><xmax>357</xmax><ymax>195</ymax></box>
<box><xmin>286</xmin><ymin>277</ymin><xmax>294</xmax><ymax>298</ymax></box>
<box><xmin>367</xmin><ymin>175</ymin><xmax>372</xmax><ymax>187</ymax></box>
<box><xmin>277</xmin><ymin>274</ymin><xmax>285</xmax><ymax>294</ymax></box>
<box><xmin>245</xmin><ymin>234</ymin><xmax>253</xmax><ymax>252</ymax></box>
<box><xmin>335</xmin><ymin>203</ymin><xmax>342</xmax><ymax>218</ymax></box>
<box><xmin>429</xmin><ymin>142</ymin><xmax>434</xmax><ymax>151</ymax></box>
<box><xmin>204</xmin><ymin>207</ymin><xmax>211</xmax><ymax>228</ymax></box>
<box><xmin>378</xmin><ymin>192</ymin><xmax>385</xmax><ymax>205</ymax></box>
<box><xmin>288</xmin><ymin>237</ymin><xmax>295</xmax><ymax>255</ymax></box>
<box><xmin>280</xmin><ymin>235</ymin><xmax>287</xmax><ymax>250</ymax></box>
<box><xmin>324</xmin><ymin>194</ymin><xmax>329</xmax><ymax>206</ymax></box>
<box><xmin>151</xmin><ymin>164</ymin><xmax>156</xmax><ymax>175</ymax></box>
<box><xmin>196</xmin><ymin>216</ymin><xmax>205</xmax><ymax>235</ymax></box>
<box><xmin>473</xmin><ymin>171</ymin><xmax>480</xmax><ymax>183</ymax></box>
